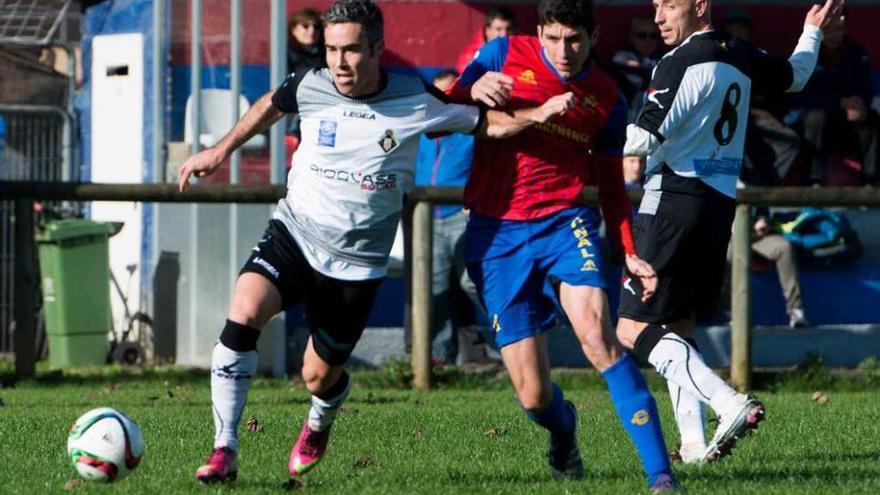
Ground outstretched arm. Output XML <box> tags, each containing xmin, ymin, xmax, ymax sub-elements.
<box><xmin>178</xmin><ymin>91</ymin><xmax>285</xmax><ymax>191</ymax></box>
<box><xmin>786</xmin><ymin>0</ymin><xmax>844</xmax><ymax>92</ymax></box>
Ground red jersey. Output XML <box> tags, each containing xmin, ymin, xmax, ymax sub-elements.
<box><xmin>449</xmin><ymin>35</ymin><xmax>635</xmax><ymax>254</ymax></box>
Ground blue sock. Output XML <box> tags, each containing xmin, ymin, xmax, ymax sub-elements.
<box><xmin>602</xmin><ymin>353</ymin><xmax>673</xmax><ymax>486</ymax></box>
<box><xmin>525</xmin><ymin>383</ymin><xmax>576</xmax><ymax>446</ymax></box>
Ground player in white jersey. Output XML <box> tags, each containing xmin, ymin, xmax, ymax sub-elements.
<box><xmin>615</xmin><ymin>0</ymin><xmax>843</xmax><ymax>464</ymax></box>
<box><xmin>178</xmin><ymin>0</ymin><xmax>579</xmax><ymax>484</ymax></box>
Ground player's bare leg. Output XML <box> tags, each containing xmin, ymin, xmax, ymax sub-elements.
<box><xmin>197</xmin><ymin>273</ymin><xmax>282</xmax><ymax>483</ymax></box>
<box><xmin>558</xmin><ymin>283</ymin><xmax>621</xmax><ymax>371</ymax></box>
<box><xmin>618</xmin><ymin>317</ymin><xmax>765</xmax><ymax>463</ymax></box>
<box><xmin>560</xmin><ymin>283</ymin><xmax>676</xmax><ymax>490</ymax></box>
<box><xmin>501</xmin><ymin>334</ymin><xmax>583</xmax><ymax>479</ymax></box>
<box><xmin>288</xmin><ymin>338</ymin><xmax>351</xmax><ymax>478</ymax></box>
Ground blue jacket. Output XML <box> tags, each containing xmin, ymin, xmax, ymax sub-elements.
<box><xmin>415</xmin><ymin>133</ymin><xmax>474</xmax><ymax>218</ymax></box>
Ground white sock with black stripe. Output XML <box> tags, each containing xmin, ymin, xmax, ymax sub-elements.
<box><xmin>644</xmin><ymin>332</ymin><xmax>739</xmax><ymax>417</ymax></box>
<box><xmin>210</xmin><ymin>320</ymin><xmax>260</xmax><ymax>451</ymax></box>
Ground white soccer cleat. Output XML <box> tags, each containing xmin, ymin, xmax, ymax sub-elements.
<box><xmin>671</xmin><ymin>442</ymin><xmax>707</xmax><ymax>464</ymax></box>
<box><xmin>703</xmin><ymin>396</ymin><xmax>765</xmax><ymax>462</ymax></box>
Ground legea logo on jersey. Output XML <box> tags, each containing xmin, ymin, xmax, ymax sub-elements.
<box><xmin>318</xmin><ymin>120</ymin><xmax>338</xmax><ymax>147</ymax></box>
<box><xmin>517</xmin><ymin>69</ymin><xmax>537</xmax><ymax>85</ymax></box>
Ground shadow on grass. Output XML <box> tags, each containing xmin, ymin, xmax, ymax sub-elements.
<box><xmin>443</xmin><ymin>469</ymin><xmax>631</xmax><ymax>485</ymax></box>
<box><xmin>686</xmin><ymin>465</ymin><xmax>880</xmax><ymax>483</ymax></box>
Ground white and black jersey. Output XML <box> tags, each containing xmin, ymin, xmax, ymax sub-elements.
<box><xmin>270</xmin><ymin>68</ymin><xmax>480</xmax><ymax>280</ymax></box>
<box><xmin>625</xmin><ymin>26</ymin><xmax>823</xmax><ymax>203</ymax></box>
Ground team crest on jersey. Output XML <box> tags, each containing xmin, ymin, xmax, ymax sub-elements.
<box><xmin>378</xmin><ymin>129</ymin><xmax>398</xmax><ymax>153</ymax></box>
<box><xmin>517</xmin><ymin>69</ymin><xmax>537</xmax><ymax>85</ymax></box>
<box><xmin>581</xmin><ymin>94</ymin><xmax>598</xmax><ymax>112</ymax></box>
<box><xmin>318</xmin><ymin>119</ymin><xmax>338</xmax><ymax>147</ymax></box>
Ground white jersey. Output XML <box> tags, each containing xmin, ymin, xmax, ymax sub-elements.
<box><xmin>270</xmin><ymin>69</ymin><xmax>480</xmax><ymax>280</ymax></box>
<box><xmin>624</xmin><ymin>26</ymin><xmax>822</xmax><ymax>202</ymax></box>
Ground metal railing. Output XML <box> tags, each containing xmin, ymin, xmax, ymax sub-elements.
<box><xmin>0</xmin><ymin>105</ymin><xmax>77</xmax><ymax>353</ymax></box>
<box><xmin>1</xmin><ymin>182</ymin><xmax>879</xmax><ymax>385</ymax></box>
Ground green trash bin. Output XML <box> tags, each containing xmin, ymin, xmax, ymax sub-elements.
<box><xmin>37</xmin><ymin>219</ymin><xmax>117</xmax><ymax>369</ymax></box>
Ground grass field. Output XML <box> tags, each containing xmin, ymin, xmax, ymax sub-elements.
<box><xmin>1</xmin><ymin>369</ymin><xmax>878</xmax><ymax>494</ymax></box>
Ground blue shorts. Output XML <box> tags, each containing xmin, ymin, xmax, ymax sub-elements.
<box><xmin>465</xmin><ymin>206</ymin><xmax>607</xmax><ymax>348</ymax></box>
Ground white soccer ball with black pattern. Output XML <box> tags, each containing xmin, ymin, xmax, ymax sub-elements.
<box><xmin>67</xmin><ymin>407</ymin><xmax>144</xmax><ymax>482</ymax></box>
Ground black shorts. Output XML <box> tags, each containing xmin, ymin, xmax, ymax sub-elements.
<box><xmin>618</xmin><ymin>169</ymin><xmax>736</xmax><ymax>324</ymax></box>
<box><xmin>241</xmin><ymin>220</ymin><xmax>383</xmax><ymax>365</ymax></box>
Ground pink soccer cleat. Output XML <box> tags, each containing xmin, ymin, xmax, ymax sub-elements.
<box><xmin>288</xmin><ymin>421</ymin><xmax>332</xmax><ymax>477</ymax></box>
<box><xmin>195</xmin><ymin>447</ymin><xmax>238</xmax><ymax>484</ymax></box>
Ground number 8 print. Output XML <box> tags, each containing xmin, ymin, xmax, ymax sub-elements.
<box><xmin>713</xmin><ymin>82</ymin><xmax>741</xmax><ymax>146</ymax></box>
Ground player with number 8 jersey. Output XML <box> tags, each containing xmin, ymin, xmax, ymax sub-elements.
<box><xmin>615</xmin><ymin>0</ymin><xmax>844</xmax><ymax>465</ymax></box>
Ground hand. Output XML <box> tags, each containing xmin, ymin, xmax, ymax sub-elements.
<box><xmin>625</xmin><ymin>253</ymin><xmax>657</xmax><ymax>303</ymax></box>
<box><xmin>753</xmin><ymin>217</ymin><xmax>770</xmax><ymax>238</ymax></box>
<box><xmin>178</xmin><ymin>147</ymin><xmax>226</xmax><ymax>192</ymax></box>
<box><xmin>470</xmin><ymin>72</ymin><xmax>514</xmax><ymax>108</ymax></box>
<box><xmin>840</xmin><ymin>96</ymin><xmax>867</xmax><ymax>122</ymax></box>
<box><xmin>804</xmin><ymin>0</ymin><xmax>845</xmax><ymax>31</ymax></box>
<box><xmin>533</xmin><ymin>92</ymin><xmax>578</xmax><ymax>124</ymax></box>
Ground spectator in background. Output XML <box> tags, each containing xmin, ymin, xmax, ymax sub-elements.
<box><xmin>723</xmin><ymin>13</ymin><xmax>803</xmax><ymax>186</ymax></box>
<box><xmin>408</xmin><ymin>70</ymin><xmax>491</xmax><ymax>365</ymax></box>
<box><xmin>612</xmin><ymin>16</ymin><xmax>661</xmax><ymax>182</ymax></box>
<box><xmin>287</xmin><ymin>8</ymin><xmax>326</xmax><ymax>73</ymax></box>
<box><xmin>610</xmin><ymin>16</ymin><xmax>661</xmax><ymax>117</ymax></box>
<box><xmin>790</xmin><ymin>11</ymin><xmax>879</xmax><ymax>185</ymax></box>
<box><xmin>725</xmin><ymin>211</ymin><xmax>809</xmax><ymax>329</ymax></box>
<box><xmin>455</xmin><ymin>7</ymin><xmax>517</xmax><ymax>74</ymax></box>
<box><xmin>286</xmin><ymin>8</ymin><xmax>326</xmax><ymax>138</ymax></box>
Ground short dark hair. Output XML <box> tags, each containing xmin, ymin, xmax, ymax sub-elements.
<box><xmin>538</xmin><ymin>0</ymin><xmax>594</xmax><ymax>33</ymax></box>
<box><xmin>484</xmin><ymin>7</ymin><xmax>516</xmax><ymax>28</ymax></box>
<box><xmin>322</xmin><ymin>0</ymin><xmax>384</xmax><ymax>50</ymax></box>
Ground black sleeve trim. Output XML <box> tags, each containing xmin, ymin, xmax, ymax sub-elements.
<box><xmin>271</xmin><ymin>69</ymin><xmax>311</xmax><ymax>113</ymax></box>
<box><xmin>422</xmin><ymin>80</ymin><xmax>452</xmax><ymax>104</ymax></box>
<box><xmin>469</xmin><ymin>106</ymin><xmax>487</xmax><ymax>135</ymax></box>
<box><xmin>637</xmin><ymin>123</ymin><xmax>665</xmax><ymax>144</ymax></box>
<box><xmin>636</xmin><ymin>55</ymin><xmax>687</xmax><ymax>135</ymax></box>
<box><xmin>748</xmin><ymin>42</ymin><xmax>794</xmax><ymax>96</ymax></box>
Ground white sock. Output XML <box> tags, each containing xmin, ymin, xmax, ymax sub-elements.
<box><xmin>210</xmin><ymin>342</ymin><xmax>257</xmax><ymax>451</ymax></box>
<box><xmin>308</xmin><ymin>374</ymin><xmax>352</xmax><ymax>432</ymax></box>
<box><xmin>648</xmin><ymin>333</ymin><xmax>737</xmax><ymax>416</ymax></box>
<box><xmin>667</xmin><ymin>374</ymin><xmax>706</xmax><ymax>449</ymax></box>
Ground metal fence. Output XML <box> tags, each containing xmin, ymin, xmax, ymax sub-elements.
<box><xmin>0</xmin><ymin>104</ymin><xmax>76</xmax><ymax>353</ymax></box>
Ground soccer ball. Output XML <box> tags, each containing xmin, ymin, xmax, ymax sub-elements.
<box><xmin>67</xmin><ymin>407</ymin><xmax>145</xmax><ymax>482</ymax></box>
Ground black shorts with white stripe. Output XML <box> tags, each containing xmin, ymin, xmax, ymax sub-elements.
<box><xmin>240</xmin><ymin>220</ymin><xmax>383</xmax><ymax>365</ymax></box>
<box><xmin>619</xmin><ymin>167</ymin><xmax>735</xmax><ymax>324</ymax></box>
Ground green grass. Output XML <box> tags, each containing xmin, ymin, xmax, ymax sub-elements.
<box><xmin>1</xmin><ymin>372</ymin><xmax>878</xmax><ymax>494</ymax></box>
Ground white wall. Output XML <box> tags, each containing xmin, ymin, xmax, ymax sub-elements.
<box><xmin>90</xmin><ymin>33</ymin><xmax>144</xmax><ymax>337</ymax></box>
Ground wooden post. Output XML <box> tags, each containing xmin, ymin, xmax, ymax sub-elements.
<box><xmin>730</xmin><ymin>203</ymin><xmax>752</xmax><ymax>391</ymax></box>
<box><xmin>411</xmin><ymin>201</ymin><xmax>433</xmax><ymax>390</ymax></box>
<box><xmin>13</xmin><ymin>198</ymin><xmax>36</xmax><ymax>378</ymax></box>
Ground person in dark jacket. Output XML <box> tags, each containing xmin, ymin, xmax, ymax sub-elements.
<box><xmin>791</xmin><ymin>12</ymin><xmax>879</xmax><ymax>184</ymax></box>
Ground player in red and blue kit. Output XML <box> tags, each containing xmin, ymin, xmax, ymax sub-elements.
<box><xmin>449</xmin><ymin>0</ymin><xmax>677</xmax><ymax>492</ymax></box>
